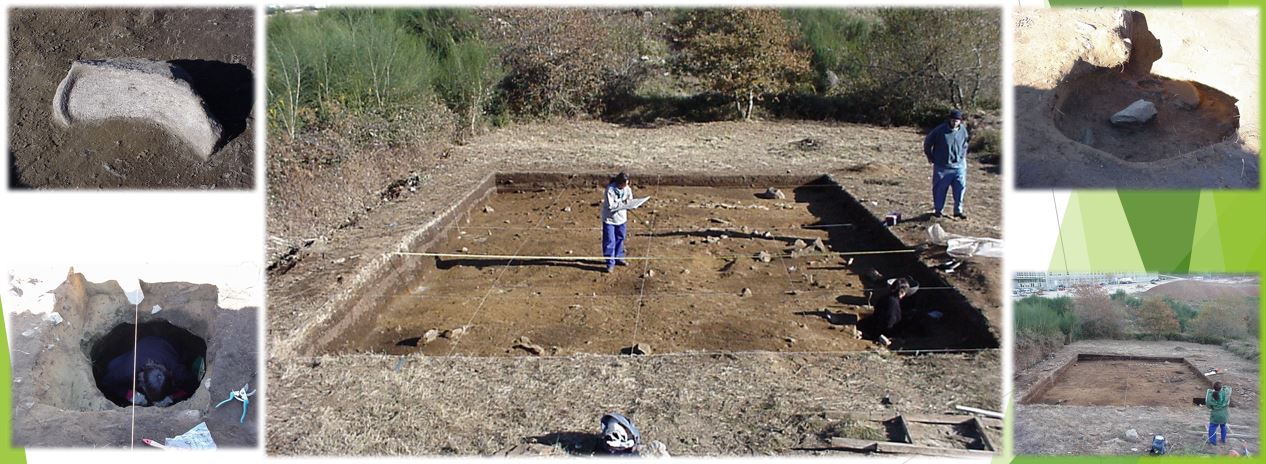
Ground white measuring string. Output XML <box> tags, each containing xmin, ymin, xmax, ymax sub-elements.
<box><xmin>129</xmin><ymin>302</ymin><xmax>139</xmax><ymax>449</ymax></box>
<box><xmin>393</xmin><ymin>248</ymin><xmax>916</xmax><ymax>261</ymax></box>
<box><xmin>446</xmin><ymin>182</ymin><xmax>572</xmax><ymax>356</ymax></box>
<box><xmin>630</xmin><ymin>175</ymin><xmax>664</xmax><ymax>349</ymax></box>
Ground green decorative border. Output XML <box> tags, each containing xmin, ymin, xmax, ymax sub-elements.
<box><xmin>1</xmin><ymin>301</ymin><xmax>27</xmax><ymax>463</ymax></box>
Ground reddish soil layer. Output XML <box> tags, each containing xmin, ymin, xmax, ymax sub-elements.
<box><xmin>1028</xmin><ymin>358</ymin><xmax>1211</xmax><ymax>408</ymax></box>
<box><xmin>330</xmin><ymin>184</ymin><xmax>992</xmax><ymax>356</ymax></box>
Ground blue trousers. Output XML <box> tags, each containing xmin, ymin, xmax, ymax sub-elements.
<box><xmin>602</xmin><ymin>223</ymin><xmax>627</xmax><ymax>269</ymax></box>
<box><xmin>932</xmin><ymin>167</ymin><xmax>966</xmax><ymax>215</ymax></box>
<box><xmin>1208</xmin><ymin>423</ymin><xmax>1228</xmax><ymax>444</ymax></box>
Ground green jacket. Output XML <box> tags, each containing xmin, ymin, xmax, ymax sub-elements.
<box><xmin>1206</xmin><ymin>386</ymin><xmax>1231</xmax><ymax>425</ymax></box>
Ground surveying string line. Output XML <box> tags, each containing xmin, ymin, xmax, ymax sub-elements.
<box><xmin>394</xmin><ymin>248</ymin><xmax>916</xmax><ymax>261</ymax></box>
<box><xmin>356</xmin><ymin>347</ymin><xmax>998</xmax><ymax>364</ymax></box>
<box><xmin>451</xmin><ymin>223</ymin><xmax>857</xmax><ymax>232</ymax></box>
<box><xmin>129</xmin><ymin>302</ymin><xmax>139</xmax><ymax>449</ymax></box>
<box><xmin>446</xmin><ymin>182</ymin><xmax>572</xmax><ymax>356</ymax></box>
<box><xmin>381</xmin><ymin>286</ymin><xmax>962</xmax><ymax>302</ymax></box>
<box><xmin>631</xmin><ymin>174</ymin><xmax>665</xmax><ymax>352</ymax></box>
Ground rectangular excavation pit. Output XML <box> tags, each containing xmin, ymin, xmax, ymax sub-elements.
<box><xmin>301</xmin><ymin>173</ymin><xmax>997</xmax><ymax>357</ymax></box>
<box><xmin>804</xmin><ymin>413</ymin><xmax>996</xmax><ymax>456</ymax></box>
<box><xmin>1020</xmin><ymin>353</ymin><xmax>1224</xmax><ymax>407</ymax></box>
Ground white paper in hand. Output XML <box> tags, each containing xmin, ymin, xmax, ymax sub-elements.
<box><xmin>627</xmin><ymin>196</ymin><xmax>650</xmax><ymax>210</ymax></box>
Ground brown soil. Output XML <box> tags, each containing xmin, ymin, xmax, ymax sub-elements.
<box><xmin>8</xmin><ymin>8</ymin><xmax>255</xmax><ymax>189</ymax></box>
<box><xmin>266</xmin><ymin>120</ymin><xmax>1003</xmax><ymax>455</ymax></box>
<box><xmin>1027</xmin><ymin>358</ymin><xmax>1211</xmax><ymax>407</ymax></box>
<box><xmin>330</xmin><ymin>184</ymin><xmax>992</xmax><ymax>357</ymax></box>
<box><xmin>1014</xmin><ymin>340</ymin><xmax>1259</xmax><ymax>455</ymax></box>
<box><xmin>1014</xmin><ymin>8</ymin><xmax>1259</xmax><ymax>188</ymax></box>
<box><xmin>1143</xmin><ymin>280</ymin><xmax>1260</xmax><ymax>301</ymax></box>
<box><xmin>1054</xmin><ymin>70</ymin><xmax>1239</xmax><ymax>162</ymax></box>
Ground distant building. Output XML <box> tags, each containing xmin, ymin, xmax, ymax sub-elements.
<box><xmin>1014</xmin><ymin>272</ymin><xmax>1158</xmax><ymax>290</ymax></box>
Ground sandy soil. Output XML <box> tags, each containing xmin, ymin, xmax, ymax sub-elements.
<box><xmin>1013</xmin><ymin>8</ymin><xmax>1259</xmax><ymax>189</ymax></box>
<box><xmin>1014</xmin><ymin>340</ymin><xmax>1258</xmax><ymax>455</ymax></box>
<box><xmin>8</xmin><ymin>8</ymin><xmax>255</xmax><ymax>189</ymax></box>
<box><xmin>1027</xmin><ymin>359</ymin><xmax>1212</xmax><ymax>408</ymax></box>
<box><xmin>266</xmin><ymin>120</ymin><xmax>1002</xmax><ymax>455</ymax></box>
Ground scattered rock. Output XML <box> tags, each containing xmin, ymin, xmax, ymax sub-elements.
<box><xmin>1167</xmin><ymin>80</ymin><xmax>1200</xmax><ymax>110</ymax></box>
<box><xmin>422</xmin><ymin>329</ymin><xmax>440</xmax><ymax>344</ymax></box>
<box><xmin>643</xmin><ymin>269</ymin><xmax>656</xmax><ymax>278</ymax></box>
<box><xmin>563</xmin><ymin>206</ymin><xmax>572</xmax><ymax>213</ymax></box>
<box><xmin>43</xmin><ymin>312</ymin><xmax>64</xmax><ymax>325</ymax></box>
<box><xmin>755</xmin><ymin>251</ymin><xmax>772</xmax><ymax>263</ymax></box>
<box><xmin>757</xmin><ymin>187</ymin><xmax>785</xmax><ymax>200</ymax></box>
<box><xmin>784</xmin><ymin>337</ymin><xmax>796</xmax><ymax>344</ymax></box>
<box><xmin>484</xmin><ymin>205</ymin><xmax>495</xmax><ymax>213</ymax></box>
<box><xmin>460</xmin><ymin>247</ymin><xmax>470</xmax><ymax>253</ymax></box>
<box><xmin>709</xmin><ymin>217</ymin><xmax>731</xmax><ymax>225</ymax></box>
<box><xmin>793</xmin><ymin>239</ymin><xmax>807</xmax><ymax>249</ymax></box>
<box><xmin>442</xmin><ymin>325</ymin><xmax>470</xmax><ymax>339</ymax></box>
<box><xmin>1110</xmin><ymin>99</ymin><xmax>1158</xmax><ymax>126</ymax></box>
<box><xmin>740</xmin><ymin>288</ymin><xmax>753</xmax><ymax>297</ymax></box>
<box><xmin>811</xmin><ymin>238</ymin><xmax>829</xmax><ymax>253</ymax></box>
<box><xmin>513</xmin><ymin>336</ymin><xmax>544</xmax><ymax>355</ymax></box>
<box><xmin>1125</xmin><ymin>429</ymin><xmax>1140</xmax><ymax>442</ymax></box>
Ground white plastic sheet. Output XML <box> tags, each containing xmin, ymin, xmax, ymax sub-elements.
<box><xmin>927</xmin><ymin>224</ymin><xmax>1003</xmax><ymax>259</ymax></box>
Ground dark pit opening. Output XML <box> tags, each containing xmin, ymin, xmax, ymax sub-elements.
<box><xmin>1052</xmin><ymin>11</ymin><xmax>1240</xmax><ymax>162</ymax></box>
<box><xmin>90</xmin><ymin>320</ymin><xmax>207</xmax><ymax>407</ymax></box>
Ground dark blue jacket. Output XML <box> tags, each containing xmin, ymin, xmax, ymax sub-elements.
<box><xmin>103</xmin><ymin>336</ymin><xmax>194</xmax><ymax>403</ymax></box>
<box><xmin>924</xmin><ymin>122</ymin><xmax>970</xmax><ymax>169</ymax></box>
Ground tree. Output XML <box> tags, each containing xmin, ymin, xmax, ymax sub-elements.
<box><xmin>1191</xmin><ymin>299</ymin><xmax>1249</xmax><ymax>341</ymax></box>
<box><xmin>671</xmin><ymin>9</ymin><xmax>812</xmax><ymax>120</ymax></box>
<box><xmin>1072</xmin><ymin>288</ymin><xmax>1127</xmax><ymax>339</ymax></box>
<box><xmin>1136</xmin><ymin>297</ymin><xmax>1180</xmax><ymax>335</ymax></box>
<box><xmin>859</xmin><ymin>8</ymin><xmax>1001</xmax><ymax>110</ymax></box>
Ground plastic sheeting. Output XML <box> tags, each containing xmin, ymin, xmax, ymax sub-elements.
<box><xmin>927</xmin><ymin>224</ymin><xmax>1003</xmax><ymax>259</ymax></box>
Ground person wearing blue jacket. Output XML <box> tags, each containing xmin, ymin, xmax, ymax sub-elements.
<box><xmin>923</xmin><ymin>109</ymin><xmax>971</xmax><ymax>219</ymax></box>
<box><xmin>102</xmin><ymin>336</ymin><xmax>196</xmax><ymax>407</ymax></box>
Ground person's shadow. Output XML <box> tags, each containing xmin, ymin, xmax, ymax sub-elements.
<box><xmin>527</xmin><ymin>431</ymin><xmax>602</xmax><ymax>455</ymax></box>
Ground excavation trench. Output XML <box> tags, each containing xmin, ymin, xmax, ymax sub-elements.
<box><xmin>303</xmin><ymin>173</ymin><xmax>997</xmax><ymax>357</ymax></box>
<box><xmin>1052</xmin><ymin>11</ymin><xmax>1240</xmax><ymax>162</ymax></box>
<box><xmin>1020</xmin><ymin>354</ymin><xmax>1222</xmax><ymax>408</ymax></box>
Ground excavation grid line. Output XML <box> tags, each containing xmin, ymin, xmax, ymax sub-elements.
<box><xmin>444</xmin><ymin>183</ymin><xmax>571</xmax><ymax>356</ymax></box>
<box><xmin>394</xmin><ymin>249</ymin><xmax>915</xmax><ymax>261</ymax></box>
<box><xmin>630</xmin><ymin>175</ymin><xmax>664</xmax><ymax>350</ymax></box>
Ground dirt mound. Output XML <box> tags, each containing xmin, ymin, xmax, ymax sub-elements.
<box><xmin>1143</xmin><ymin>280</ymin><xmax>1259</xmax><ymax>301</ymax></box>
<box><xmin>9</xmin><ymin>270</ymin><xmax>257</xmax><ymax>447</ymax></box>
<box><xmin>1014</xmin><ymin>8</ymin><xmax>1259</xmax><ymax>188</ymax></box>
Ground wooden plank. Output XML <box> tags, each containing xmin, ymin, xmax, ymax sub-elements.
<box><xmin>972</xmin><ymin>416</ymin><xmax>996</xmax><ymax>452</ymax></box>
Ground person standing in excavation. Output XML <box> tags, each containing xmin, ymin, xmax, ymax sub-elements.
<box><xmin>924</xmin><ymin>109</ymin><xmax>971</xmax><ymax>219</ymax></box>
<box><xmin>1206</xmin><ymin>381</ymin><xmax>1232</xmax><ymax>445</ymax></box>
<box><xmin>601</xmin><ymin>172</ymin><xmax>637</xmax><ymax>273</ymax></box>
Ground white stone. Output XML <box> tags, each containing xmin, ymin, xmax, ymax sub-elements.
<box><xmin>53</xmin><ymin>59</ymin><xmax>223</xmax><ymax>160</ymax></box>
<box><xmin>1110</xmin><ymin>99</ymin><xmax>1158</xmax><ymax>126</ymax></box>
